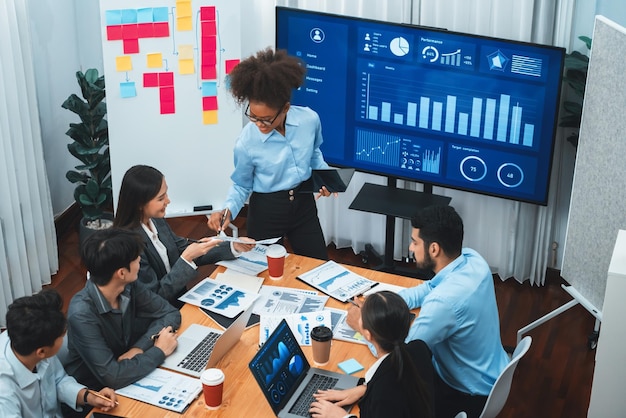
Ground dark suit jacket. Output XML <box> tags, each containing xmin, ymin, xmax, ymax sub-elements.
<box><xmin>137</xmin><ymin>218</ymin><xmax>235</xmax><ymax>303</ymax></box>
<box><xmin>358</xmin><ymin>339</ymin><xmax>435</xmax><ymax>418</ymax></box>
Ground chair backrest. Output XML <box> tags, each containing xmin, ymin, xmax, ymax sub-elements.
<box><xmin>479</xmin><ymin>336</ymin><xmax>532</xmax><ymax>418</ymax></box>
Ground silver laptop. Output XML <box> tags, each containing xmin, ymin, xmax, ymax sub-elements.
<box><xmin>161</xmin><ymin>304</ymin><xmax>253</xmax><ymax>378</ymax></box>
<box><xmin>249</xmin><ymin>319</ymin><xmax>360</xmax><ymax>417</ymax></box>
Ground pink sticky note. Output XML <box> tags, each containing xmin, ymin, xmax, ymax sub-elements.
<box><xmin>159</xmin><ymin>72</ymin><xmax>174</xmax><ymax>87</ymax></box>
<box><xmin>200</xmin><ymin>6</ymin><xmax>216</xmax><ymax>21</ymax></box>
<box><xmin>160</xmin><ymin>86</ymin><xmax>175</xmax><ymax>102</ymax></box>
<box><xmin>225</xmin><ymin>59</ymin><xmax>240</xmax><ymax>74</ymax></box>
<box><xmin>202</xmin><ymin>96</ymin><xmax>218</xmax><ymax>111</ymax></box>
<box><xmin>143</xmin><ymin>73</ymin><xmax>159</xmax><ymax>88</ymax></box>
<box><xmin>137</xmin><ymin>23</ymin><xmax>154</xmax><ymax>38</ymax></box>
<box><xmin>123</xmin><ymin>39</ymin><xmax>139</xmax><ymax>54</ymax></box>
<box><xmin>107</xmin><ymin>25</ymin><xmax>123</xmax><ymax>41</ymax></box>
<box><xmin>201</xmin><ymin>21</ymin><xmax>217</xmax><ymax>37</ymax></box>
<box><xmin>160</xmin><ymin>100</ymin><xmax>175</xmax><ymax>114</ymax></box>
<box><xmin>153</xmin><ymin>22</ymin><xmax>170</xmax><ymax>37</ymax></box>
<box><xmin>202</xmin><ymin>65</ymin><xmax>217</xmax><ymax>80</ymax></box>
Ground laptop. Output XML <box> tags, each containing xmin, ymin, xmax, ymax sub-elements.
<box><xmin>298</xmin><ymin>168</ymin><xmax>356</xmax><ymax>193</ymax></box>
<box><xmin>161</xmin><ymin>303</ymin><xmax>253</xmax><ymax>378</ymax></box>
<box><xmin>249</xmin><ymin>319</ymin><xmax>360</xmax><ymax>417</ymax></box>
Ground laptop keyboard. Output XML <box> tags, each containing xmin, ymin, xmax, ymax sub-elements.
<box><xmin>289</xmin><ymin>374</ymin><xmax>339</xmax><ymax>417</ymax></box>
<box><xmin>176</xmin><ymin>331</ymin><xmax>220</xmax><ymax>373</ymax></box>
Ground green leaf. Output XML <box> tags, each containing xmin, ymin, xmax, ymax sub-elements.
<box><xmin>85</xmin><ymin>179</ymin><xmax>100</xmax><ymax>199</ymax></box>
<box><xmin>78</xmin><ymin>193</ymin><xmax>95</xmax><ymax>206</ymax></box>
<box><xmin>579</xmin><ymin>35</ymin><xmax>592</xmax><ymax>50</ymax></box>
<box><xmin>66</xmin><ymin>171</ymin><xmax>89</xmax><ymax>184</ymax></box>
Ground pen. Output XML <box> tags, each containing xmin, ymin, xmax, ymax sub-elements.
<box><xmin>87</xmin><ymin>389</ymin><xmax>119</xmax><ymax>406</ymax></box>
<box><xmin>348</xmin><ymin>297</ymin><xmax>361</xmax><ymax>308</ymax></box>
<box><xmin>186</xmin><ymin>238</ymin><xmax>200</xmax><ymax>243</ymax></box>
<box><xmin>219</xmin><ymin>208</ymin><xmax>229</xmax><ymax>231</ymax></box>
<box><xmin>151</xmin><ymin>328</ymin><xmax>177</xmax><ymax>341</ymax></box>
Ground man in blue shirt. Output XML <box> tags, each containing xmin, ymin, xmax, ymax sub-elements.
<box><xmin>0</xmin><ymin>289</ymin><xmax>117</xmax><ymax>417</ymax></box>
<box><xmin>348</xmin><ymin>205</ymin><xmax>509</xmax><ymax>418</ymax></box>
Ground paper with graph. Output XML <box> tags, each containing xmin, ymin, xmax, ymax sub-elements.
<box><xmin>296</xmin><ymin>261</ymin><xmax>378</xmax><ymax>302</ymax></box>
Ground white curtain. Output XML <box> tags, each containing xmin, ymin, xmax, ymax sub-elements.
<box><xmin>0</xmin><ymin>0</ymin><xmax>58</xmax><ymax>326</ymax></box>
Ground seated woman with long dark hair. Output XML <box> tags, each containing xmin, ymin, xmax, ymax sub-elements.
<box><xmin>309</xmin><ymin>291</ymin><xmax>435</xmax><ymax>418</ymax></box>
<box><xmin>113</xmin><ymin>165</ymin><xmax>254</xmax><ymax>305</ymax></box>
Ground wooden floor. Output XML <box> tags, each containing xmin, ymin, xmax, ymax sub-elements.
<box><xmin>50</xmin><ymin>215</ymin><xmax>595</xmax><ymax>417</ymax></box>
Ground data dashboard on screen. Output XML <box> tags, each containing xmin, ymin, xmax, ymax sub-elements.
<box><xmin>275</xmin><ymin>7</ymin><xmax>565</xmax><ymax>205</ymax></box>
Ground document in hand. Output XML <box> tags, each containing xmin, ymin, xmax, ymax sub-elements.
<box><xmin>296</xmin><ymin>261</ymin><xmax>379</xmax><ymax>302</ymax></box>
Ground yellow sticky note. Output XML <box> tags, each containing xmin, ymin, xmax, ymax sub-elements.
<box><xmin>177</xmin><ymin>16</ymin><xmax>192</xmax><ymax>31</ymax></box>
<box><xmin>203</xmin><ymin>110</ymin><xmax>218</xmax><ymax>125</ymax></box>
<box><xmin>116</xmin><ymin>56</ymin><xmax>132</xmax><ymax>72</ymax></box>
<box><xmin>147</xmin><ymin>53</ymin><xmax>163</xmax><ymax>69</ymax></box>
<box><xmin>176</xmin><ymin>1</ymin><xmax>192</xmax><ymax>18</ymax></box>
<box><xmin>179</xmin><ymin>44</ymin><xmax>193</xmax><ymax>60</ymax></box>
<box><xmin>179</xmin><ymin>58</ymin><xmax>195</xmax><ymax>75</ymax></box>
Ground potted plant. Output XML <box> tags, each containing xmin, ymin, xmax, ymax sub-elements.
<box><xmin>559</xmin><ymin>35</ymin><xmax>592</xmax><ymax>148</ymax></box>
<box><xmin>62</xmin><ymin>69</ymin><xmax>113</xmax><ymax>242</ymax></box>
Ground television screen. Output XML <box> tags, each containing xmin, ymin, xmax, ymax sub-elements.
<box><xmin>275</xmin><ymin>7</ymin><xmax>565</xmax><ymax>205</ymax></box>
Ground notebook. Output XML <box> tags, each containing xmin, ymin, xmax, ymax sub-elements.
<box><xmin>161</xmin><ymin>303</ymin><xmax>253</xmax><ymax>378</ymax></box>
<box><xmin>298</xmin><ymin>168</ymin><xmax>355</xmax><ymax>193</ymax></box>
<box><xmin>249</xmin><ymin>319</ymin><xmax>360</xmax><ymax>417</ymax></box>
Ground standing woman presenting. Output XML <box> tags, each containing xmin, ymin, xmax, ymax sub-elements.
<box><xmin>207</xmin><ymin>48</ymin><xmax>333</xmax><ymax>260</ymax></box>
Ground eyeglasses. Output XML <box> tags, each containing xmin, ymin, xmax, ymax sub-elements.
<box><xmin>244</xmin><ymin>104</ymin><xmax>283</xmax><ymax>127</ymax></box>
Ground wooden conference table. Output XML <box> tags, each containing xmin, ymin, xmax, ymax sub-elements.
<box><xmin>92</xmin><ymin>254</ymin><xmax>422</xmax><ymax>417</ymax></box>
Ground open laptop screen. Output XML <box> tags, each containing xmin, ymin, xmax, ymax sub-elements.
<box><xmin>248</xmin><ymin>319</ymin><xmax>310</xmax><ymax>414</ymax></box>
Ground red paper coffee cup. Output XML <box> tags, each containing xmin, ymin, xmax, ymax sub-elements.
<box><xmin>266</xmin><ymin>244</ymin><xmax>287</xmax><ymax>280</ymax></box>
<box><xmin>200</xmin><ymin>368</ymin><xmax>225</xmax><ymax>409</ymax></box>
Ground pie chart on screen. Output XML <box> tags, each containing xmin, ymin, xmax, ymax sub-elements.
<box><xmin>390</xmin><ymin>36</ymin><xmax>410</xmax><ymax>56</ymax></box>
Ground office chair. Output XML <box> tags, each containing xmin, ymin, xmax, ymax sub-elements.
<box><xmin>479</xmin><ymin>336</ymin><xmax>532</xmax><ymax>418</ymax></box>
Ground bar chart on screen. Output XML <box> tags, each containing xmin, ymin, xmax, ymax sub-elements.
<box><xmin>360</xmin><ymin>69</ymin><xmax>540</xmax><ymax>150</ymax></box>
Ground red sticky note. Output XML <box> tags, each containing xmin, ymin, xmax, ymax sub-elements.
<box><xmin>225</xmin><ymin>59</ymin><xmax>240</xmax><ymax>74</ymax></box>
<box><xmin>160</xmin><ymin>86</ymin><xmax>175</xmax><ymax>102</ymax></box>
<box><xmin>137</xmin><ymin>23</ymin><xmax>154</xmax><ymax>38</ymax></box>
<box><xmin>143</xmin><ymin>72</ymin><xmax>159</xmax><ymax>88</ymax></box>
<box><xmin>153</xmin><ymin>22</ymin><xmax>170</xmax><ymax>37</ymax></box>
<box><xmin>107</xmin><ymin>25</ymin><xmax>123</xmax><ymax>41</ymax></box>
<box><xmin>201</xmin><ymin>21</ymin><xmax>217</xmax><ymax>37</ymax></box>
<box><xmin>160</xmin><ymin>100</ymin><xmax>175</xmax><ymax>114</ymax></box>
<box><xmin>202</xmin><ymin>96</ymin><xmax>218</xmax><ymax>111</ymax></box>
<box><xmin>202</xmin><ymin>65</ymin><xmax>217</xmax><ymax>80</ymax></box>
<box><xmin>200</xmin><ymin>6</ymin><xmax>216</xmax><ymax>21</ymax></box>
<box><xmin>202</xmin><ymin>36</ymin><xmax>216</xmax><ymax>51</ymax></box>
<box><xmin>121</xmin><ymin>24</ymin><xmax>139</xmax><ymax>40</ymax></box>
<box><xmin>159</xmin><ymin>72</ymin><xmax>174</xmax><ymax>87</ymax></box>
<box><xmin>123</xmin><ymin>39</ymin><xmax>140</xmax><ymax>54</ymax></box>
<box><xmin>202</xmin><ymin>50</ymin><xmax>217</xmax><ymax>66</ymax></box>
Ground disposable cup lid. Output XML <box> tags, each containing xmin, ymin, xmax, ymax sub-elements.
<box><xmin>200</xmin><ymin>368</ymin><xmax>225</xmax><ymax>385</ymax></box>
<box><xmin>266</xmin><ymin>244</ymin><xmax>286</xmax><ymax>258</ymax></box>
<box><xmin>311</xmin><ymin>326</ymin><xmax>333</xmax><ymax>342</ymax></box>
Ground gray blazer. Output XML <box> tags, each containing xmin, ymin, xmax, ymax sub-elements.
<box><xmin>137</xmin><ymin>218</ymin><xmax>235</xmax><ymax>303</ymax></box>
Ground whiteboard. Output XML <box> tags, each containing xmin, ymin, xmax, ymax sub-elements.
<box><xmin>561</xmin><ymin>16</ymin><xmax>626</xmax><ymax>312</ymax></box>
<box><xmin>99</xmin><ymin>0</ymin><xmax>242</xmax><ymax>216</ymax></box>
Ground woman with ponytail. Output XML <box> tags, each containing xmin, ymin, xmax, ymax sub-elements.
<box><xmin>309</xmin><ymin>291</ymin><xmax>434</xmax><ymax>418</ymax></box>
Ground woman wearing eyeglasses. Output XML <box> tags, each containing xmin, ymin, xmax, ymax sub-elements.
<box><xmin>207</xmin><ymin>48</ymin><xmax>332</xmax><ymax>260</ymax></box>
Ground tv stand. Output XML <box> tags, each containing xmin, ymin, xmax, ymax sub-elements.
<box><xmin>349</xmin><ymin>177</ymin><xmax>451</xmax><ymax>278</ymax></box>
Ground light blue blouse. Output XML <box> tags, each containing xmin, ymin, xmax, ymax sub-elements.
<box><xmin>399</xmin><ymin>248</ymin><xmax>510</xmax><ymax>396</ymax></box>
